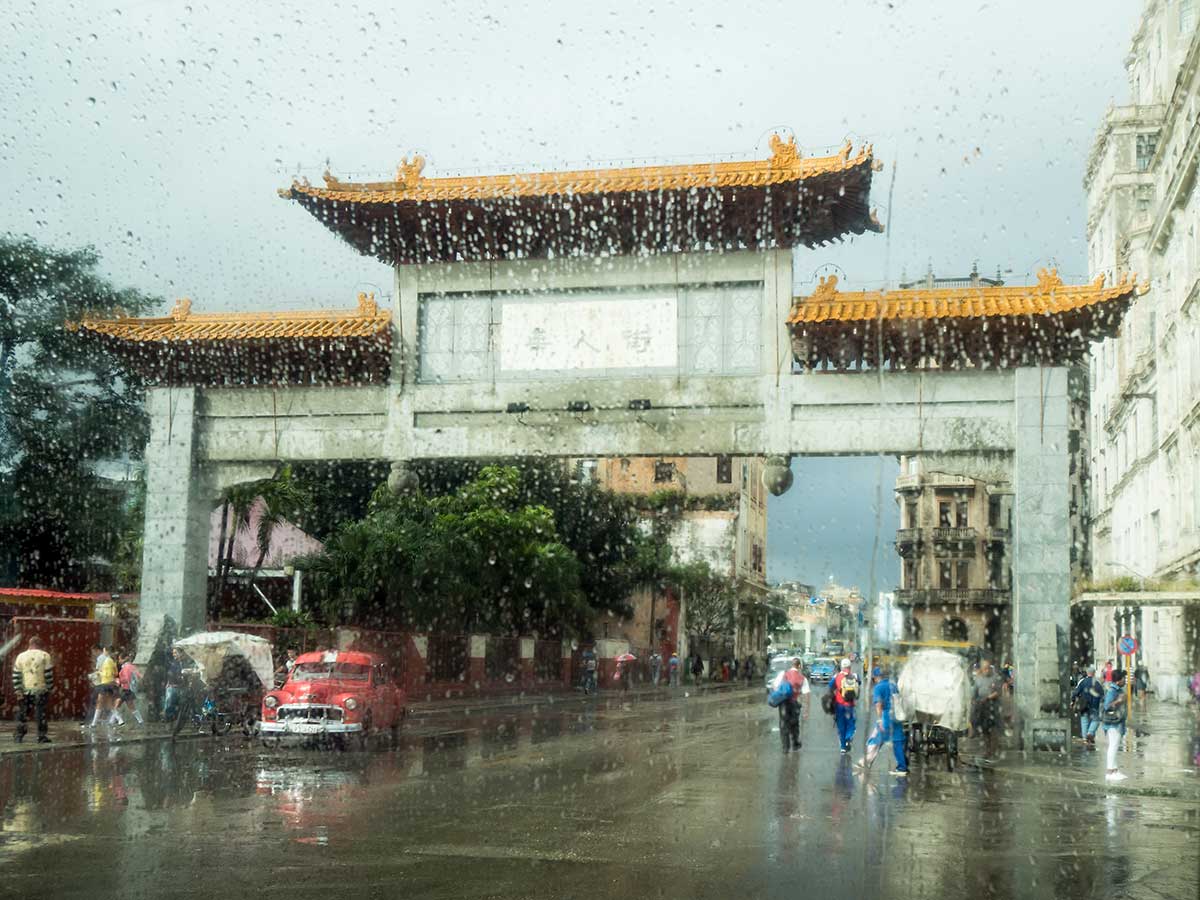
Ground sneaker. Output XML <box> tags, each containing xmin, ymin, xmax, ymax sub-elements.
<box><xmin>36</xmin><ymin>737</ymin><xmax>51</xmax><ymax>744</ymax></box>
<box><xmin>1105</xmin><ymin>771</ymin><xmax>1128</xmax><ymax>782</ymax></box>
<box><xmin>889</xmin><ymin>769</ymin><xmax>908</xmax><ymax>777</ymax></box>
<box><xmin>840</xmin><ymin>747</ymin><xmax>848</xmax><ymax>754</ymax></box>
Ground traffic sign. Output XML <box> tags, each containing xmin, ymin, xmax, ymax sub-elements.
<box><xmin>1118</xmin><ymin>635</ymin><xmax>1138</xmax><ymax>656</ymax></box>
<box><xmin>809</xmin><ymin>596</ymin><xmax>823</xmax><ymax>605</ymax></box>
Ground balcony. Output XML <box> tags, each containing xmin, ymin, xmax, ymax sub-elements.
<box><xmin>894</xmin><ymin>588</ymin><xmax>1010</xmax><ymax>607</ymax></box>
<box><xmin>931</xmin><ymin>526</ymin><xmax>977</xmax><ymax>556</ymax></box>
<box><xmin>894</xmin><ymin>528</ymin><xmax>922</xmax><ymax>557</ymax></box>
<box><xmin>894</xmin><ymin>473</ymin><xmax>921</xmax><ymax>491</ymax></box>
<box><xmin>986</xmin><ymin>525</ymin><xmax>1011</xmax><ymax>543</ymax></box>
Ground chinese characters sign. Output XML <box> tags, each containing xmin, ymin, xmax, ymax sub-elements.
<box><xmin>499</xmin><ymin>294</ymin><xmax>678</xmax><ymax>372</ymax></box>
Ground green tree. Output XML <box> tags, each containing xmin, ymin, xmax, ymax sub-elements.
<box><xmin>299</xmin><ymin>466</ymin><xmax>589</xmax><ymax>635</ymax></box>
<box><xmin>0</xmin><ymin>235</ymin><xmax>156</xmax><ymax>588</ymax></box>
<box><xmin>672</xmin><ymin>560</ymin><xmax>739</xmax><ymax>646</ymax></box>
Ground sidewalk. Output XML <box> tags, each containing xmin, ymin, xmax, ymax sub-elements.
<box><xmin>970</xmin><ymin>699</ymin><xmax>1200</xmax><ymax>800</ymax></box>
<box><xmin>0</xmin><ymin>721</ymin><xmax>203</xmax><ymax>756</ymax></box>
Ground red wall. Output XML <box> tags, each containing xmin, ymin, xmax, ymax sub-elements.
<box><xmin>2</xmin><ymin>616</ymin><xmax>102</xmax><ymax>719</ymax></box>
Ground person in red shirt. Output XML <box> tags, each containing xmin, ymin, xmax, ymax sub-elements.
<box><xmin>1103</xmin><ymin>660</ymin><xmax>1114</xmax><ymax>683</ymax></box>
<box><xmin>114</xmin><ymin>651</ymin><xmax>145</xmax><ymax>726</ymax></box>
<box><xmin>829</xmin><ymin>658</ymin><xmax>860</xmax><ymax>752</ymax></box>
<box><xmin>779</xmin><ymin>658</ymin><xmax>811</xmax><ymax>752</ymax></box>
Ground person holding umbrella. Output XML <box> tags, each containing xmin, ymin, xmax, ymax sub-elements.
<box><xmin>615</xmin><ymin>652</ymin><xmax>637</xmax><ymax>692</ymax></box>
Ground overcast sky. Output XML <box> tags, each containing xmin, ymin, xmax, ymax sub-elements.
<box><xmin>1</xmin><ymin>0</ymin><xmax>1142</xmax><ymax>586</ymax></box>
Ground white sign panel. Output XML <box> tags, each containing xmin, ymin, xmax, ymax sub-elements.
<box><xmin>500</xmin><ymin>295</ymin><xmax>677</xmax><ymax>372</ymax></box>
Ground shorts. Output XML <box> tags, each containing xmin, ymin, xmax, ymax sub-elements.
<box><xmin>97</xmin><ymin>683</ymin><xmax>118</xmax><ymax>696</ymax></box>
<box><xmin>119</xmin><ymin>689</ymin><xmax>137</xmax><ymax>704</ymax></box>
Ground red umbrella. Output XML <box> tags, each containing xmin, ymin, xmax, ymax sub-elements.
<box><xmin>615</xmin><ymin>653</ymin><xmax>637</xmax><ymax>663</ymax></box>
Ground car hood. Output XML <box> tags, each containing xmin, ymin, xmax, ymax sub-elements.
<box><xmin>276</xmin><ymin>681</ymin><xmax>361</xmax><ymax>704</ymax></box>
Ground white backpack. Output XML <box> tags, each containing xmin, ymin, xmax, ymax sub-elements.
<box><xmin>891</xmin><ymin>684</ymin><xmax>908</xmax><ymax>723</ymax></box>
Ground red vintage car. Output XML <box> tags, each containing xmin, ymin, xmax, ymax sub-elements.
<box><xmin>260</xmin><ymin>650</ymin><xmax>406</xmax><ymax>746</ymax></box>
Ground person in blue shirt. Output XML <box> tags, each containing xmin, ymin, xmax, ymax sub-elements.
<box><xmin>1071</xmin><ymin>664</ymin><xmax>1103</xmax><ymax>746</ymax></box>
<box><xmin>860</xmin><ymin>666</ymin><xmax>908</xmax><ymax>776</ymax></box>
<box><xmin>1102</xmin><ymin>668</ymin><xmax>1129</xmax><ymax>782</ymax></box>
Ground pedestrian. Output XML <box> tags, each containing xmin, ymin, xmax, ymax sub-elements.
<box><xmin>720</xmin><ymin>658</ymin><xmax>730</xmax><ymax>682</ymax></box>
<box><xmin>779</xmin><ymin>657</ymin><xmax>811</xmax><ymax>751</ymax></box>
<box><xmin>11</xmin><ymin>636</ymin><xmax>54</xmax><ymax>744</ymax></box>
<box><xmin>580</xmin><ymin>646</ymin><xmax>597</xmax><ymax>695</ymax></box>
<box><xmin>89</xmin><ymin>644</ymin><xmax>123</xmax><ymax>728</ymax></box>
<box><xmin>1071</xmin><ymin>664</ymin><xmax>1103</xmax><ymax>747</ymax></box>
<box><xmin>163</xmin><ymin>647</ymin><xmax>185</xmax><ymax>721</ymax></box>
<box><xmin>859</xmin><ymin>666</ymin><xmax>907</xmax><ymax>776</ymax></box>
<box><xmin>742</xmin><ymin>655</ymin><xmax>755</xmax><ymax>686</ymax></box>
<box><xmin>691</xmin><ymin>653</ymin><xmax>704</xmax><ymax>685</ymax></box>
<box><xmin>971</xmin><ymin>657</ymin><xmax>1002</xmax><ymax>760</ymax></box>
<box><xmin>1102</xmin><ymin>668</ymin><xmax>1129</xmax><ymax>781</ymax></box>
<box><xmin>1103</xmin><ymin>659</ymin><xmax>1114</xmax><ymax>683</ymax></box>
<box><xmin>650</xmin><ymin>649</ymin><xmax>662</xmax><ymax>687</ymax></box>
<box><xmin>115</xmin><ymin>651</ymin><xmax>145</xmax><ymax>726</ymax></box>
<box><xmin>80</xmin><ymin>642</ymin><xmax>107</xmax><ymax>725</ymax></box>
<box><xmin>829</xmin><ymin>658</ymin><xmax>859</xmax><ymax>753</ymax></box>
<box><xmin>1134</xmin><ymin>664</ymin><xmax>1149</xmax><ymax>710</ymax></box>
<box><xmin>275</xmin><ymin>646</ymin><xmax>298</xmax><ymax>687</ymax></box>
<box><xmin>668</xmin><ymin>651</ymin><xmax>680</xmax><ymax>687</ymax></box>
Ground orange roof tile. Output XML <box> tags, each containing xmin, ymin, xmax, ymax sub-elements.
<box><xmin>70</xmin><ymin>294</ymin><xmax>391</xmax><ymax>343</ymax></box>
<box><xmin>788</xmin><ymin>269</ymin><xmax>1148</xmax><ymax>324</ymax></box>
<box><xmin>281</xmin><ymin>134</ymin><xmax>877</xmax><ymax>204</ymax></box>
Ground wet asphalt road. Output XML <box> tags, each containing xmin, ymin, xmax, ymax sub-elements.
<box><xmin>1</xmin><ymin>690</ymin><xmax>1197</xmax><ymax>900</ymax></box>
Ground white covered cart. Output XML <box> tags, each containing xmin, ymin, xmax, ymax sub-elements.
<box><xmin>896</xmin><ymin>649</ymin><xmax>974</xmax><ymax>771</ymax></box>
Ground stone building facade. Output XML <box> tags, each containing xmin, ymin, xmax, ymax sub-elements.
<box><xmin>1084</xmin><ymin>0</ymin><xmax>1200</xmax><ymax>698</ymax></box>
<box><xmin>893</xmin><ymin>455</ymin><xmax>1014</xmax><ymax>660</ymax></box>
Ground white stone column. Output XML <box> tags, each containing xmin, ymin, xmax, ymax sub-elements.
<box><xmin>136</xmin><ymin>386</ymin><xmax>211</xmax><ymax>659</ymax></box>
<box><xmin>1012</xmin><ymin>367</ymin><xmax>1071</xmax><ymax>749</ymax></box>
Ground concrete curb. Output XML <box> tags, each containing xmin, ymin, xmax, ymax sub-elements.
<box><xmin>0</xmin><ymin>727</ymin><xmax>213</xmax><ymax>756</ymax></box>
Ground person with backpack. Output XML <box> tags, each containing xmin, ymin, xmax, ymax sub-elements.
<box><xmin>830</xmin><ymin>658</ymin><xmax>859</xmax><ymax>753</ymax></box>
<box><xmin>580</xmin><ymin>647</ymin><xmax>597</xmax><ymax>695</ymax></box>
<box><xmin>780</xmin><ymin>658</ymin><xmax>811</xmax><ymax>752</ymax></box>
<box><xmin>859</xmin><ymin>666</ymin><xmax>907</xmax><ymax>775</ymax></box>
<box><xmin>1071</xmin><ymin>664</ymin><xmax>1103</xmax><ymax>747</ymax></box>
<box><xmin>1102</xmin><ymin>668</ymin><xmax>1129</xmax><ymax>781</ymax></box>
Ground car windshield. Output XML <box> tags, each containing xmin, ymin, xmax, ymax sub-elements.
<box><xmin>290</xmin><ymin>663</ymin><xmax>370</xmax><ymax>682</ymax></box>
<box><xmin>814</xmin><ymin>659</ymin><xmax>836</xmax><ymax>669</ymax></box>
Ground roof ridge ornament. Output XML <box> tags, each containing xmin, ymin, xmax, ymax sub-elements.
<box><xmin>812</xmin><ymin>274</ymin><xmax>840</xmax><ymax>301</ymax></box>
<box><xmin>768</xmin><ymin>133</ymin><xmax>801</xmax><ymax>169</ymax></box>
<box><xmin>1035</xmin><ymin>268</ymin><xmax>1062</xmax><ymax>291</ymax></box>
<box><xmin>171</xmin><ymin>297</ymin><xmax>192</xmax><ymax>321</ymax></box>
<box><xmin>396</xmin><ymin>154</ymin><xmax>425</xmax><ymax>191</ymax></box>
<box><xmin>356</xmin><ymin>292</ymin><xmax>378</xmax><ymax>317</ymax></box>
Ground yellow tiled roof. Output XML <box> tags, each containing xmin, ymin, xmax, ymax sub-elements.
<box><xmin>70</xmin><ymin>294</ymin><xmax>391</xmax><ymax>342</ymax></box>
<box><xmin>788</xmin><ymin>270</ymin><xmax>1148</xmax><ymax>324</ymax></box>
<box><xmin>281</xmin><ymin>134</ymin><xmax>877</xmax><ymax>204</ymax></box>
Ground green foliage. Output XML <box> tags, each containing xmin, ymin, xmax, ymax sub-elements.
<box><xmin>631</xmin><ymin>489</ymin><xmax>739</xmax><ymax>515</ymax></box>
<box><xmin>298</xmin><ymin>466</ymin><xmax>592</xmax><ymax>636</ymax></box>
<box><xmin>0</xmin><ymin>235</ymin><xmax>157</xmax><ymax>588</ymax></box>
<box><xmin>266</xmin><ymin>608</ymin><xmax>317</xmax><ymax>630</ymax></box>
<box><xmin>670</xmin><ymin>559</ymin><xmax>741</xmax><ymax>642</ymax></box>
<box><xmin>1077</xmin><ymin>575</ymin><xmax>1200</xmax><ymax>595</ymax></box>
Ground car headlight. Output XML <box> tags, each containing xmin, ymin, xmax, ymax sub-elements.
<box><xmin>343</xmin><ymin>697</ymin><xmax>357</xmax><ymax>710</ymax></box>
<box><xmin>264</xmin><ymin>696</ymin><xmax>278</xmax><ymax>709</ymax></box>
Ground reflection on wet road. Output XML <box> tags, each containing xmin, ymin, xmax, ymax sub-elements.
<box><xmin>0</xmin><ymin>692</ymin><xmax>1196</xmax><ymax>899</ymax></box>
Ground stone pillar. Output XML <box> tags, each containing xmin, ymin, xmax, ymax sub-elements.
<box><xmin>1012</xmin><ymin>367</ymin><xmax>1071</xmax><ymax>750</ymax></box>
<box><xmin>469</xmin><ymin>635</ymin><xmax>487</xmax><ymax>688</ymax></box>
<box><xmin>136</xmin><ymin>386</ymin><xmax>210</xmax><ymax>661</ymax></box>
<box><xmin>519</xmin><ymin>637</ymin><xmax>535</xmax><ymax>687</ymax></box>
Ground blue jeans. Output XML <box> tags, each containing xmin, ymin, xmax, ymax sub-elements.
<box><xmin>865</xmin><ymin>719</ymin><xmax>907</xmax><ymax>770</ymax></box>
<box><xmin>1080</xmin><ymin>711</ymin><xmax>1099</xmax><ymax>739</ymax></box>
<box><xmin>835</xmin><ymin>704</ymin><xmax>856</xmax><ymax>748</ymax></box>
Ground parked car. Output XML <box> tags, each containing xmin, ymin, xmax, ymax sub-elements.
<box><xmin>808</xmin><ymin>657</ymin><xmax>837</xmax><ymax>683</ymax></box>
<box><xmin>260</xmin><ymin>650</ymin><xmax>406</xmax><ymax>747</ymax></box>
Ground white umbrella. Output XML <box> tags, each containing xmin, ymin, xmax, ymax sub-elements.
<box><xmin>174</xmin><ymin>631</ymin><xmax>275</xmax><ymax>690</ymax></box>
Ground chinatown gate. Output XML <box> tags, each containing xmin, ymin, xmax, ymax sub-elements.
<box><xmin>76</xmin><ymin>135</ymin><xmax>1144</xmax><ymax>749</ymax></box>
